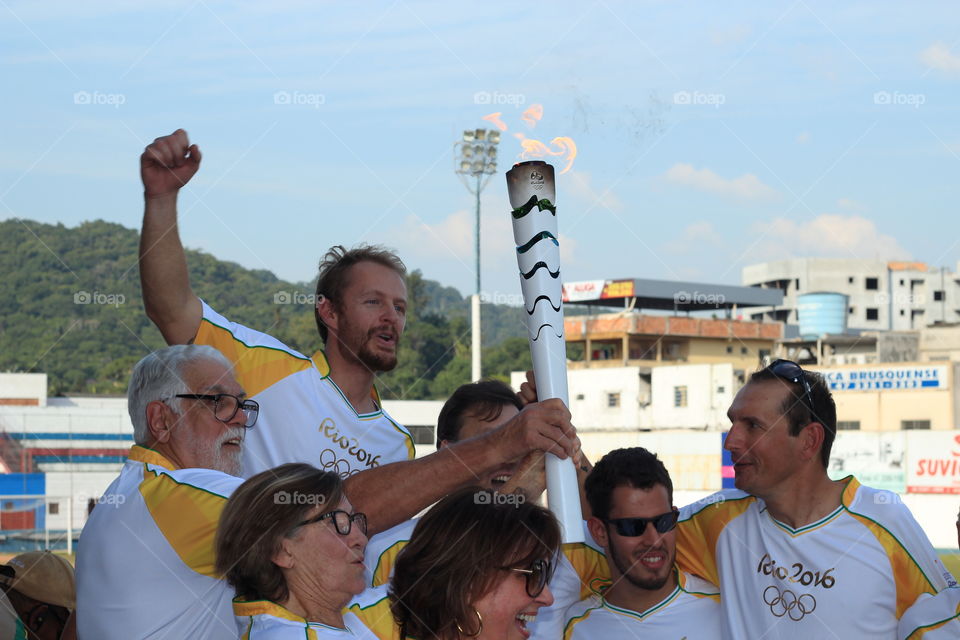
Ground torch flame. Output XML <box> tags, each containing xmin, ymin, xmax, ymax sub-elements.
<box><xmin>482</xmin><ymin>112</ymin><xmax>508</xmax><ymax>131</ymax></box>
<box><xmin>519</xmin><ymin>136</ymin><xmax>578</xmax><ymax>174</ymax></box>
<box><xmin>521</xmin><ymin>103</ymin><xmax>544</xmax><ymax>128</ymax></box>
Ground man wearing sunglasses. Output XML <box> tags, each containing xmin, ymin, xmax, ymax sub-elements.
<box><xmin>563</xmin><ymin>447</ymin><xmax>720</xmax><ymax>638</ymax></box>
<box><xmin>77</xmin><ymin>345</ymin><xmax>259</xmax><ymax>640</ymax></box>
<box><xmin>676</xmin><ymin>359</ymin><xmax>956</xmax><ymax>639</ymax></box>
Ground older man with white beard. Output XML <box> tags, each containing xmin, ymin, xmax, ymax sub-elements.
<box><xmin>76</xmin><ymin>344</ymin><xmax>257</xmax><ymax>640</ymax></box>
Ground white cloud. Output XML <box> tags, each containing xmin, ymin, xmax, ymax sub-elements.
<box><xmin>796</xmin><ymin>131</ymin><xmax>810</xmax><ymax>144</ymax></box>
<box><xmin>660</xmin><ymin>163</ymin><xmax>780</xmax><ymax>203</ymax></box>
<box><xmin>564</xmin><ymin>170</ymin><xmax>624</xmax><ymax>212</ymax></box>
<box><xmin>751</xmin><ymin>214</ymin><xmax>910</xmax><ymax>261</ymax></box>
<box><xmin>920</xmin><ymin>42</ymin><xmax>960</xmax><ymax>73</ymax></box>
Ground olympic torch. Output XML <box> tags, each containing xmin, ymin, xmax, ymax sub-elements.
<box><xmin>506</xmin><ymin>160</ymin><xmax>583</xmax><ymax>543</ymax></box>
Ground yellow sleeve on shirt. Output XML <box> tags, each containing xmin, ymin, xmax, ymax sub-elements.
<box><xmin>195</xmin><ymin>315</ymin><xmax>313</xmax><ymax>397</ymax></box>
<box><xmin>139</xmin><ymin>468</ymin><xmax>229</xmax><ymax>578</ymax></box>
<box><xmin>676</xmin><ymin>495</ymin><xmax>753</xmax><ymax>586</ymax></box>
<box><xmin>347</xmin><ymin>591</ymin><xmax>400</xmax><ymax>640</ymax></box>
<box><xmin>562</xmin><ymin>541</ymin><xmax>610</xmax><ymax>600</ymax></box>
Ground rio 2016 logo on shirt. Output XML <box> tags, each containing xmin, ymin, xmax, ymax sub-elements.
<box><xmin>319</xmin><ymin>418</ymin><xmax>383</xmax><ymax>469</ymax></box>
<box><xmin>756</xmin><ymin>553</ymin><xmax>836</xmax><ymax>589</ymax></box>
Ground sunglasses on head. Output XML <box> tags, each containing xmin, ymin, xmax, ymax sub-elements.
<box><xmin>767</xmin><ymin>359</ymin><xmax>816</xmax><ymax>418</ymax></box>
<box><xmin>606</xmin><ymin>509</ymin><xmax>679</xmax><ymax>537</ymax></box>
<box><xmin>503</xmin><ymin>557</ymin><xmax>552</xmax><ymax>598</ymax></box>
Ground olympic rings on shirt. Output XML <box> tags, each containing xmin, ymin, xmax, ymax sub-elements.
<box><xmin>763</xmin><ymin>585</ymin><xmax>817</xmax><ymax>621</ymax></box>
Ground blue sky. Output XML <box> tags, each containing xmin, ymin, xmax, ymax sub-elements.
<box><xmin>3</xmin><ymin>1</ymin><xmax>960</xmax><ymax>302</ymax></box>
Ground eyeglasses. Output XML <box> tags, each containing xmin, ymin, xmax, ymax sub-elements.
<box><xmin>504</xmin><ymin>558</ymin><xmax>551</xmax><ymax>598</ymax></box>
<box><xmin>297</xmin><ymin>509</ymin><xmax>368</xmax><ymax>536</ymax></box>
<box><xmin>174</xmin><ymin>393</ymin><xmax>259</xmax><ymax>428</ymax></box>
<box><xmin>767</xmin><ymin>359</ymin><xmax>816</xmax><ymax>418</ymax></box>
<box><xmin>606</xmin><ymin>509</ymin><xmax>679</xmax><ymax>537</ymax></box>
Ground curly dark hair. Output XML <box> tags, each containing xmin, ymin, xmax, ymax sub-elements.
<box><xmin>585</xmin><ymin>447</ymin><xmax>673</xmax><ymax>521</ymax></box>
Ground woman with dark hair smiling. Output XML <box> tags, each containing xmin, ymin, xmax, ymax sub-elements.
<box><xmin>215</xmin><ymin>463</ymin><xmax>388</xmax><ymax>638</ymax></box>
<box><xmin>388</xmin><ymin>487</ymin><xmax>561</xmax><ymax>640</ymax></box>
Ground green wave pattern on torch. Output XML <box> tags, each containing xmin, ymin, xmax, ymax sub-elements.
<box><xmin>511</xmin><ymin>195</ymin><xmax>557</xmax><ymax>219</ymax></box>
<box><xmin>516</xmin><ymin>230</ymin><xmax>559</xmax><ymax>254</ymax></box>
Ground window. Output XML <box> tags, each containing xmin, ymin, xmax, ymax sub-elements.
<box><xmin>866</xmin><ymin>308</ymin><xmax>879</xmax><ymax>321</ymax></box>
<box><xmin>900</xmin><ymin>309</ymin><xmax>905</xmax><ymax>316</ymax></box>
<box><xmin>795</xmin><ymin>278</ymin><xmax>800</xmax><ymax>291</ymax></box>
<box><xmin>848</xmin><ymin>306</ymin><xmax>854</xmax><ymax>314</ymax></box>
<box><xmin>740</xmin><ymin>347</ymin><xmax>748</xmax><ymax>355</ymax></box>
<box><xmin>607</xmin><ymin>393</ymin><xmax>620</xmax><ymax>408</ymax></box>
<box><xmin>575</xmin><ymin>393</ymin><xmax>585</xmax><ymax>401</ymax></box>
<box><xmin>673</xmin><ymin>386</ymin><xmax>688</xmax><ymax>408</ymax></box>
<box><xmin>717</xmin><ymin>386</ymin><xmax>726</xmax><ymax>394</ymax></box>
<box><xmin>902</xmin><ymin>420</ymin><xmax>931</xmax><ymax>430</ymax></box>
<box><xmin>407</xmin><ymin>425</ymin><xmax>434</xmax><ymax>446</ymax></box>
<box><xmin>848</xmin><ymin>276</ymin><xmax>854</xmax><ymax>284</ymax></box>
<box><xmin>899</xmin><ymin>279</ymin><xmax>905</xmax><ymax>286</ymax></box>
<box><xmin>837</xmin><ymin>421</ymin><xmax>860</xmax><ymax>431</ymax></box>
<box><xmin>48</xmin><ymin>502</ymin><xmax>60</xmax><ymax>515</ymax></box>
<box><xmin>934</xmin><ymin>290</ymin><xmax>944</xmax><ymax>301</ymax></box>
<box><xmin>865</xmin><ymin>277</ymin><xmax>879</xmax><ymax>290</ymax></box>
<box><xmin>726</xmin><ymin>345</ymin><xmax>733</xmax><ymax>354</ymax></box>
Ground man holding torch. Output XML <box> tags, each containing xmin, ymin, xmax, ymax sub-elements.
<box><xmin>137</xmin><ymin>128</ymin><xmax>581</xmax><ymax>537</ymax></box>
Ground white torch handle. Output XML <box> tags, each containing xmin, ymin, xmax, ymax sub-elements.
<box><xmin>506</xmin><ymin>161</ymin><xmax>583</xmax><ymax>544</ymax></box>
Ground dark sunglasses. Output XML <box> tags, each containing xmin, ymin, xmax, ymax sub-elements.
<box><xmin>767</xmin><ymin>359</ymin><xmax>816</xmax><ymax>418</ymax></box>
<box><xmin>504</xmin><ymin>558</ymin><xmax>552</xmax><ymax>598</ymax></box>
<box><xmin>297</xmin><ymin>509</ymin><xmax>368</xmax><ymax>536</ymax></box>
<box><xmin>174</xmin><ymin>393</ymin><xmax>259</xmax><ymax>428</ymax></box>
<box><xmin>607</xmin><ymin>509</ymin><xmax>679</xmax><ymax>537</ymax></box>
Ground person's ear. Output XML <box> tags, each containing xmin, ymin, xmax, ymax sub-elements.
<box><xmin>587</xmin><ymin>516</ymin><xmax>609</xmax><ymax>548</ymax></box>
<box><xmin>799</xmin><ymin>422</ymin><xmax>825</xmax><ymax>463</ymax></box>
<box><xmin>316</xmin><ymin>295</ymin><xmax>338</xmax><ymax>334</ymax></box>
<box><xmin>145</xmin><ymin>401</ymin><xmax>174</xmax><ymax>444</ymax></box>
<box><xmin>272</xmin><ymin>537</ymin><xmax>296</xmax><ymax>570</ymax></box>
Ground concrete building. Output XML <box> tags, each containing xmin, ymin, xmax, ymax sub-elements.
<box><xmin>742</xmin><ymin>258</ymin><xmax>960</xmax><ymax>330</ymax></box>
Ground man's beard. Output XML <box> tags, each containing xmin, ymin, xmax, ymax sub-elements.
<box><xmin>345</xmin><ymin>326</ymin><xmax>399</xmax><ymax>372</ymax></box>
<box><xmin>608</xmin><ymin>539</ymin><xmax>674</xmax><ymax>592</ymax></box>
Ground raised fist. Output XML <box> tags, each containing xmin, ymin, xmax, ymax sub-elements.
<box><xmin>140</xmin><ymin>129</ymin><xmax>201</xmax><ymax>199</ymax></box>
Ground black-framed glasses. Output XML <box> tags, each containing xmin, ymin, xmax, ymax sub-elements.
<box><xmin>503</xmin><ymin>558</ymin><xmax>552</xmax><ymax>598</ymax></box>
<box><xmin>607</xmin><ymin>509</ymin><xmax>679</xmax><ymax>537</ymax></box>
<box><xmin>297</xmin><ymin>509</ymin><xmax>368</xmax><ymax>536</ymax></box>
<box><xmin>767</xmin><ymin>359</ymin><xmax>816</xmax><ymax>419</ymax></box>
<box><xmin>174</xmin><ymin>393</ymin><xmax>259</xmax><ymax>428</ymax></box>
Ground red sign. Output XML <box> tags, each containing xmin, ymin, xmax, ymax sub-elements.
<box><xmin>907</xmin><ymin>433</ymin><xmax>960</xmax><ymax>494</ymax></box>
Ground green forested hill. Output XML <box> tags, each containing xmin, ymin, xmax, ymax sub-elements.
<box><xmin>0</xmin><ymin>218</ymin><xmax>530</xmax><ymax>398</ymax></box>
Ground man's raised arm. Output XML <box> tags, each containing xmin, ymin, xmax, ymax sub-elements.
<box><xmin>139</xmin><ymin>129</ymin><xmax>203</xmax><ymax>345</ymax></box>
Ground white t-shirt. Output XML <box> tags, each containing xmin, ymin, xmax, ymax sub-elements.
<box><xmin>232</xmin><ymin>594</ymin><xmax>388</xmax><ymax>639</ymax></box>
<box><xmin>76</xmin><ymin>446</ymin><xmax>243</xmax><ymax>640</ymax></box>
<box><xmin>562</xmin><ymin>571</ymin><xmax>722</xmax><ymax>639</ymax></box>
<box><xmin>677</xmin><ymin>476</ymin><xmax>957</xmax><ymax>639</ymax></box>
<box><xmin>897</xmin><ymin>587</ymin><xmax>960</xmax><ymax>639</ymax></box>
<box><xmin>196</xmin><ymin>301</ymin><xmax>415</xmax><ymax>478</ymax></box>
